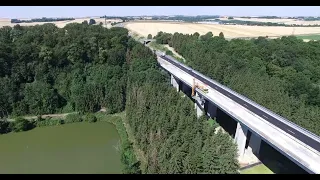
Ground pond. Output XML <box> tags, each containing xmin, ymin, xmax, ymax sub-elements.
<box><xmin>0</xmin><ymin>122</ymin><xmax>122</xmax><ymax>174</ymax></box>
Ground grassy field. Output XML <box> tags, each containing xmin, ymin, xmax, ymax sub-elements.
<box><xmin>208</xmin><ymin>118</ymin><xmax>215</xmax><ymax>127</ymax></box>
<box><xmin>240</xmin><ymin>164</ymin><xmax>274</xmax><ymax>174</ymax></box>
<box><xmin>296</xmin><ymin>34</ymin><xmax>320</xmax><ymax>41</ymax></box>
<box><xmin>148</xmin><ymin>41</ymin><xmax>185</xmax><ymax>62</ymax></box>
<box><xmin>149</xmin><ymin>41</ymin><xmax>170</xmax><ymax>52</ymax></box>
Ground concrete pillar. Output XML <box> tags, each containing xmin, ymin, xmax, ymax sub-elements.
<box><xmin>248</xmin><ymin>133</ymin><xmax>262</xmax><ymax>156</ymax></box>
<box><xmin>195</xmin><ymin>103</ymin><xmax>203</xmax><ymax>118</ymax></box>
<box><xmin>194</xmin><ymin>92</ymin><xmax>204</xmax><ymax>118</ymax></box>
<box><xmin>170</xmin><ymin>74</ymin><xmax>179</xmax><ymax>92</ymax></box>
<box><xmin>234</xmin><ymin>122</ymin><xmax>248</xmax><ymax>158</ymax></box>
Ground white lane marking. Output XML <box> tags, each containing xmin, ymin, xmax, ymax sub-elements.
<box><xmin>262</xmin><ymin>115</ymin><xmax>269</xmax><ymax>119</ymax></box>
<box><xmin>288</xmin><ymin>129</ymin><xmax>295</xmax><ymax>134</ymax></box>
<box><xmin>243</xmin><ymin>103</ymin><xmax>248</xmax><ymax>107</ymax></box>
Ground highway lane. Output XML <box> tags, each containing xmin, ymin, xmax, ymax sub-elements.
<box><xmin>160</xmin><ymin>55</ymin><xmax>320</xmax><ymax>153</ymax></box>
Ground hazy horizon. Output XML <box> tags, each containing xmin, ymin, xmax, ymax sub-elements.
<box><xmin>1</xmin><ymin>6</ymin><xmax>320</xmax><ymax>19</ymax></box>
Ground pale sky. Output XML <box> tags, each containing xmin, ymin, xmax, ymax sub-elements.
<box><xmin>0</xmin><ymin>6</ymin><xmax>320</xmax><ymax>19</ymax></box>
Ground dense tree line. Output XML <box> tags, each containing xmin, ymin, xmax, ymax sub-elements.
<box><xmin>0</xmin><ymin>23</ymin><xmax>128</xmax><ymax>117</ymax></box>
<box><xmin>154</xmin><ymin>31</ymin><xmax>320</xmax><ymax>136</ymax></box>
<box><xmin>111</xmin><ymin>22</ymin><xmax>122</xmax><ymax>26</ymax></box>
<box><xmin>238</xmin><ymin>16</ymin><xmax>283</xmax><ymax>19</ymax></box>
<box><xmin>300</xmin><ymin>17</ymin><xmax>320</xmax><ymax>21</ymax></box>
<box><xmin>253</xmin><ymin>16</ymin><xmax>282</xmax><ymax>19</ymax></box>
<box><xmin>100</xmin><ymin>16</ymin><xmax>128</xmax><ymax>22</ymax></box>
<box><xmin>11</xmin><ymin>17</ymin><xmax>75</xmax><ymax>23</ymax></box>
<box><xmin>151</xmin><ymin>15</ymin><xmax>220</xmax><ymax>22</ymax></box>
<box><xmin>125</xmin><ymin>41</ymin><xmax>239</xmax><ymax>173</ymax></box>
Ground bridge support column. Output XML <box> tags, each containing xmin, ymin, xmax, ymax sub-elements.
<box><xmin>235</xmin><ymin>122</ymin><xmax>248</xmax><ymax>158</ymax></box>
<box><xmin>248</xmin><ymin>133</ymin><xmax>261</xmax><ymax>156</ymax></box>
<box><xmin>171</xmin><ymin>74</ymin><xmax>179</xmax><ymax>92</ymax></box>
<box><xmin>195</xmin><ymin>103</ymin><xmax>203</xmax><ymax>118</ymax></box>
<box><xmin>194</xmin><ymin>92</ymin><xmax>205</xmax><ymax>118</ymax></box>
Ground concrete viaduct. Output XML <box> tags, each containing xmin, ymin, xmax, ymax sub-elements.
<box><xmin>152</xmin><ymin>50</ymin><xmax>320</xmax><ymax>174</ymax></box>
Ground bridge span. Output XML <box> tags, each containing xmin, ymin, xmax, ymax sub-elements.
<box><xmin>153</xmin><ymin>50</ymin><xmax>320</xmax><ymax>174</ymax></box>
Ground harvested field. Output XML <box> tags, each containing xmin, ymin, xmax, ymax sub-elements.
<box><xmin>0</xmin><ymin>17</ymin><xmax>122</xmax><ymax>28</ymax></box>
<box><xmin>125</xmin><ymin>21</ymin><xmax>320</xmax><ymax>39</ymax></box>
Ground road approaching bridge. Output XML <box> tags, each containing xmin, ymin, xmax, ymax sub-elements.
<box><xmin>152</xmin><ymin>50</ymin><xmax>320</xmax><ymax>174</ymax></box>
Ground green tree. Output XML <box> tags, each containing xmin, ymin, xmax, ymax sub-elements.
<box><xmin>89</xmin><ymin>19</ymin><xmax>96</xmax><ymax>25</ymax></box>
<box><xmin>84</xmin><ymin>113</ymin><xmax>97</xmax><ymax>123</ymax></box>
<box><xmin>165</xmin><ymin>50</ymin><xmax>173</xmax><ymax>56</ymax></box>
<box><xmin>219</xmin><ymin>32</ymin><xmax>225</xmax><ymax>39</ymax></box>
<box><xmin>11</xmin><ymin>117</ymin><xmax>34</xmax><ymax>132</ymax></box>
<box><xmin>23</xmin><ymin>81</ymin><xmax>65</xmax><ymax>115</ymax></box>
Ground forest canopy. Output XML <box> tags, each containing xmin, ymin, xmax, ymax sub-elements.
<box><xmin>0</xmin><ymin>23</ymin><xmax>129</xmax><ymax>117</ymax></box>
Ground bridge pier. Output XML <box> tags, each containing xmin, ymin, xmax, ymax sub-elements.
<box><xmin>194</xmin><ymin>92</ymin><xmax>205</xmax><ymax>118</ymax></box>
<box><xmin>235</xmin><ymin>122</ymin><xmax>248</xmax><ymax>158</ymax></box>
<box><xmin>195</xmin><ymin>103</ymin><xmax>203</xmax><ymax>118</ymax></box>
<box><xmin>170</xmin><ymin>75</ymin><xmax>180</xmax><ymax>92</ymax></box>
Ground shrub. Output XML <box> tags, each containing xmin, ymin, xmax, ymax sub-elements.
<box><xmin>85</xmin><ymin>113</ymin><xmax>97</xmax><ymax>123</ymax></box>
<box><xmin>165</xmin><ymin>50</ymin><xmax>173</xmax><ymax>56</ymax></box>
<box><xmin>65</xmin><ymin>113</ymin><xmax>82</xmax><ymax>124</ymax></box>
<box><xmin>36</xmin><ymin>117</ymin><xmax>65</xmax><ymax>127</ymax></box>
<box><xmin>12</xmin><ymin>117</ymin><xmax>34</xmax><ymax>132</ymax></box>
<box><xmin>0</xmin><ymin>120</ymin><xmax>12</xmax><ymax>134</ymax></box>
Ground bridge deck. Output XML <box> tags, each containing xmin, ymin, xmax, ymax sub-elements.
<box><xmin>157</xmin><ymin>56</ymin><xmax>320</xmax><ymax>174</ymax></box>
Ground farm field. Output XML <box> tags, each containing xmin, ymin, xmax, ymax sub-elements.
<box><xmin>217</xmin><ymin>17</ymin><xmax>320</xmax><ymax>26</ymax></box>
<box><xmin>125</xmin><ymin>21</ymin><xmax>320</xmax><ymax>39</ymax></box>
<box><xmin>0</xmin><ymin>17</ymin><xmax>122</xmax><ymax>28</ymax></box>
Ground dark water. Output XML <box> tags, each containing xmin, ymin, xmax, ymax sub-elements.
<box><xmin>0</xmin><ymin>122</ymin><xmax>122</xmax><ymax>174</ymax></box>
